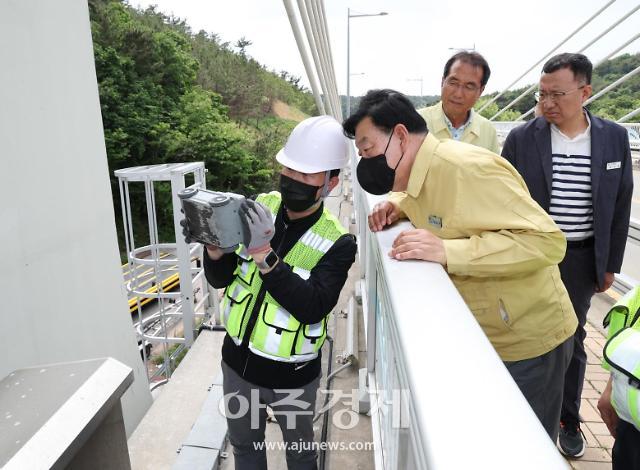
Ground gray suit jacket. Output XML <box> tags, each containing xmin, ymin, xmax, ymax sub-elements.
<box><xmin>502</xmin><ymin>111</ymin><xmax>634</xmax><ymax>288</ymax></box>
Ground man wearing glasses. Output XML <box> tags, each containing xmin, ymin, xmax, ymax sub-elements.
<box><xmin>419</xmin><ymin>51</ymin><xmax>500</xmax><ymax>152</ymax></box>
<box><xmin>502</xmin><ymin>52</ymin><xmax>633</xmax><ymax>458</ymax></box>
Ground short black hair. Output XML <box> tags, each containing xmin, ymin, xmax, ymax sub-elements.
<box><xmin>342</xmin><ymin>89</ymin><xmax>427</xmax><ymax>139</ymax></box>
<box><xmin>542</xmin><ymin>53</ymin><xmax>592</xmax><ymax>85</ymax></box>
<box><xmin>443</xmin><ymin>51</ymin><xmax>491</xmax><ymax>87</ymax></box>
<box><xmin>330</xmin><ymin>169</ymin><xmax>340</xmax><ymax>178</ymax></box>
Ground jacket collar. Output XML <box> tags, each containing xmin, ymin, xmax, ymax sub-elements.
<box><xmin>588</xmin><ymin>109</ymin><xmax>605</xmax><ymax>203</ymax></box>
<box><xmin>534</xmin><ymin>108</ymin><xmax>602</xmax><ymax>200</ymax></box>
<box><xmin>466</xmin><ymin>109</ymin><xmax>482</xmax><ymax>138</ymax></box>
<box><xmin>533</xmin><ymin>116</ymin><xmax>553</xmax><ymax>195</ymax></box>
<box><xmin>437</xmin><ymin>101</ymin><xmax>481</xmax><ymax>138</ymax></box>
<box><xmin>406</xmin><ymin>133</ymin><xmax>439</xmax><ymax>198</ymax></box>
<box><xmin>279</xmin><ymin>199</ymin><xmax>324</xmax><ymax>231</ymax></box>
<box><xmin>429</xmin><ymin>102</ymin><xmax>449</xmax><ymax>135</ymax></box>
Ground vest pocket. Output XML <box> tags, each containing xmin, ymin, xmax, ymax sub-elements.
<box><xmin>221</xmin><ymin>283</ymin><xmax>253</xmax><ymax>338</ymax></box>
<box><xmin>294</xmin><ymin>318</ymin><xmax>327</xmax><ymax>356</ymax></box>
<box><xmin>258</xmin><ymin>303</ymin><xmax>300</xmax><ymax>358</ymax></box>
<box><xmin>235</xmin><ymin>259</ymin><xmax>257</xmax><ymax>286</ymax></box>
<box><xmin>261</xmin><ymin>303</ymin><xmax>299</xmax><ymax>333</ymax></box>
<box><xmin>604</xmin><ymin>305</ymin><xmax>630</xmax><ymax>338</ymax></box>
<box><xmin>302</xmin><ymin>318</ymin><xmax>326</xmax><ymax>341</ymax></box>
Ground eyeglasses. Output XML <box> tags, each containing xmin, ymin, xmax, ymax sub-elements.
<box><xmin>534</xmin><ymin>86</ymin><xmax>585</xmax><ymax>103</ymax></box>
<box><xmin>444</xmin><ymin>77</ymin><xmax>480</xmax><ymax>93</ymax></box>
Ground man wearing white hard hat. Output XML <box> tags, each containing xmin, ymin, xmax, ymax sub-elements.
<box><xmin>202</xmin><ymin>115</ymin><xmax>357</xmax><ymax>470</ymax></box>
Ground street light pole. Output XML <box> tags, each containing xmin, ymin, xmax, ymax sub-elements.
<box><xmin>347</xmin><ymin>7</ymin><xmax>350</xmax><ymax>116</ymax></box>
<box><xmin>346</xmin><ymin>9</ymin><xmax>388</xmax><ymax>117</ymax></box>
<box><xmin>448</xmin><ymin>43</ymin><xmax>476</xmax><ymax>52</ymax></box>
<box><xmin>407</xmin><ymin>77</ymin><xmax>424</xmax><ymax>97</ymax></box>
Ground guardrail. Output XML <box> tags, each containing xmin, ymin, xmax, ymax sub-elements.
<box><xmin>615</xmin><ymin>218</ymin><xmax>640</xmax><ymax>294</ymax></box>
<box><xmin>1</xmin><ymin>358</ymin><xmax>133</xmax><ymax>469</ymax></box>
<box><xmin>491</xmin><ymin>121</ymin><xmax>640</xmax><ymax>152</ymax></box>
<box><xmin>351</xmin><ymin>152</ymin><xmax>568</xmax><ymax>469</ymax></box>
<box><xmin>629</xmin><ymin>218</ymin><xmax>640</xmax><ymax>246</ymax></box>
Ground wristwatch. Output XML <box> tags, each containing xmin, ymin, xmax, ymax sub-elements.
<box><xmin>255</xmin><ymin>250</ymin><xmax>279</xmax><ymax>271</ymax></box>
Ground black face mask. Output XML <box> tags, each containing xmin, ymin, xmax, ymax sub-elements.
<box><xmin>356</xmin><ymin>131</ymin><xmax>404</xmax><ymax>195</ymax></box>
<box><xmin>279</xmin><ymin>174</ymin><xmax>322</xmax><ymax>212</ymax></box>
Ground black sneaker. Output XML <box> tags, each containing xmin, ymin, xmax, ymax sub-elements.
<box><xmin>558</xmin><ymin>421</ymin><xmax>585</xmax><ymax>458</ymax></box>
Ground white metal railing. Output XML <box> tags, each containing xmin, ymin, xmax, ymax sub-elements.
<box><xmin>629</xmin><ymin>218</ymin><xmax>640</xmax><ymax>245</ymax></box>
<box><xmin>619</xmin><ymin>107</ymin><xmax>640</xmax><ymax>122</ymax></box>
<box><xmin>618</xmin><ymin>216</ymin><xmax>640</xmax><ymax>293</ymax></box>
<box><xmin>492</xmin><ymin>121</ymin><xmax>640</xmax><ymax>152</ymax></box>
<box><xmin>351</xmin><ymin>151</ymin><xmax>568</xmax><ymax>469</ymax></box>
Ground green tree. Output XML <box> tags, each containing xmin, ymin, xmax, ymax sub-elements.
<box><xmin>89</xmin><ymin>0</ymin><xmax>322</xmax><ymax>255</ymax></box>
<box><xmin>167</xmin><ymin>87</ymin><xmax>273</xmax><ymax>194</ymax></box>
<box><xmin>475</xmin><ymin>97</ymin><xmax>522</xmax><ymax>121</ymax></box>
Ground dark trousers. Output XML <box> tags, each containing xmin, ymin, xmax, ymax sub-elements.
<box><xmin>221</xmin><ymin>360</ymin><xmax>320</xmax><ymax>470</ymax></box>
<box><xmin>613</xmin><ymin>419</ymin><xmax>640</xmax><ymax>470</ymax></box>
<box><xmin>558</xmin><ymin>244</ymin><xmax>597</xmax><ymax>426</ymax></box>
<box><xmin>504</xmin><ymin>336</ymin><xmax>574</xmax><ymax>441</ymax></box>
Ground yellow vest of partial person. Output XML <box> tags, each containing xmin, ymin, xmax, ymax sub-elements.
<box><xmin>603</xmin><ymin>286</ymin><xmax>640</xmax><ymax>430</ymax></box>
<box><xmin>219</xmin><ymin>191</ymin><xmax>347</xmax><ymax>362</ymax></box>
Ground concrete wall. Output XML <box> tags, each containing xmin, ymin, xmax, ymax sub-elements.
<box><xmin>0</xmin><ymin>0</ymin><xmax>152</xmax><ymax>435</ymax></box>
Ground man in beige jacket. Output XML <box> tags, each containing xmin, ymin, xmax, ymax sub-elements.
<box><xmin>419</xmin><ymin>51</ymin><xmax>499</xmax><ymax>153</ymax></box>
<box><xmin>343</xmin><ymin>89</ymin><xmax>577</xmax><ymax>442</ymax></box>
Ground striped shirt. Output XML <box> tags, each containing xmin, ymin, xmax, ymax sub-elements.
<box><xmin>550</xmin><ymin>114</ymin><xmax>593</xmax><ymax>241</ymax></box>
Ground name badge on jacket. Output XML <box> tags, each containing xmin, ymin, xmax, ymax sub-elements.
<box><xmin>607</xmin><ymin>161</ymin><xmax>621</xmax><ymax>170</ymax></box>
<box><xmin>428</xmin><ymin>215</ymin><xmax>442</xmax><ymax>228</ymax></box>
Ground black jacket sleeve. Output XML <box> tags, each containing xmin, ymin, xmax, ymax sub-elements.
<box><xmin>607</xmin><ymin>126</ymin><xmax>634</xmax><ymax>273</ymax></box>
<box><xmin>202</xmin><ymin>250</ymin><xmax>239</xmax><ymax>288</ymax></box>
<box><xmin>259</xmin><ymin>233</ymin><xmax>357</xmax><ymax>325</ymax></box>
<box><xmin>501</xmin><ymin>128</ymin><xmax>516</xmax><ymax>165</ymax></box>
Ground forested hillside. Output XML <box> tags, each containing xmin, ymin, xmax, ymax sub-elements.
<box><xmin>89</xmin><ymin>0</ymin><xmax>638</xmax><ymax>255</ymax></box>
<box><xmin>475</xmin><ymin>52</ymin><xmax>640</xmax><ymax>121</ymax></box>
<box><xmin>88</xmin><ymin>0</ymin><xmax>317</xmax><ymax>250</ymax></box>
<box><xmin>343</xmin><ymin>94</ymin><xmax>439</xmax><ymax>117</ymax></box>
<box><xmin>590</xmin><ymin>53</ymin><xmax>640</xmax><ymax>120</ymax></box>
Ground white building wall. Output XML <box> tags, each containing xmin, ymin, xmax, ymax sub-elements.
<box><xmin>0</xmin><ymin>0</ymin><xmax>152</xmax><ymax>435</ymax></box>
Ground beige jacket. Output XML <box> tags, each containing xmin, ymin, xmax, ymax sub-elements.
<box><xmin>389</xmin><ymin>134</ymin><xmax>577</xmax><ymax>361</ymax></box>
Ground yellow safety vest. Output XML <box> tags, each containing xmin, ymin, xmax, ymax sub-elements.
<box><xmin>219</xmin><ymin>191</ymin><xmax>347</xmax><ymax>362</ymax></box>
<box><xmin>603</xmin><ymin>285</ymin><xmax>640</xmax><ymax>430</ymax></box>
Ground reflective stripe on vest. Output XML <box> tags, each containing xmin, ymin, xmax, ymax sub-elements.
<box><xmin>292</xmin><ymin>267</ymin><xmax>311</xmax><ymax>280</ymax></box>
<box><xmin>604</xmin><ymin>285</ymin><xmax>640</xmax><ymax>340</ymax></box>
<box><xmin>219</xmin><ymin>192</ymin><xmax>347</xmax><ymax>362</ymax></box>
<box><xmin>603</xmin><ymin>285</ymin><xmax>640</xmax><ymax>372</ymax></box>
<box><xmin>604</xmin><ymin>326</ymin><xmax>640</xmax><ymax>430</ymax></box>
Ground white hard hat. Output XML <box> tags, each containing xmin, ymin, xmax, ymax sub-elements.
<box><xmin>276</xmin><ymin>115</ymin><xmax>349</xmax><ymax>173</ymax></box>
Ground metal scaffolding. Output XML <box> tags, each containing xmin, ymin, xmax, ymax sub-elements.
<box><xmin>114</xmin><ymin>163</ymin><xmax>218</xmax><ymax>383</ymax></box>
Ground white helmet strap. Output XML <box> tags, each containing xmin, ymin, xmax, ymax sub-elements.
<box><xmin>320</xmin><ymin>170</ymin><xmax>332</xmax><ymax>198</ymax></box>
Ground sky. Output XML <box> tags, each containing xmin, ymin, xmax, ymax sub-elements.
<box><xmin>130</xmin><ymin>0</ymin><xmax>640</xmax><ymax>98</ymax></box>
